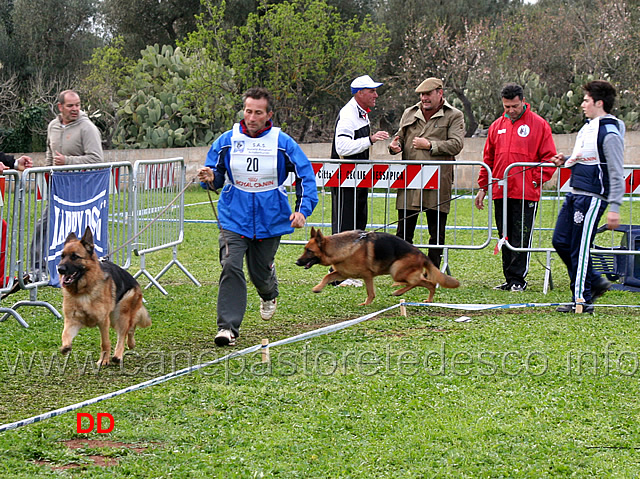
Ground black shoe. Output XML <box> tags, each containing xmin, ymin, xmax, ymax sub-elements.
<box><xmin>576</xmin><ymin>303</ymin><xmax>594</xmax><ymax>314</ymax></box>
<box><xmin>556</xmin><ymin>303</ymin><xmax>574</xmax><ymax>313</ymax></box>
<box><xmin>493</xmin><ymin>282</ymin><xmax>510</xmax><ymax>290</ymax></box>
<box><xmin>591</xmin><ymin>278</ymin><xmax>612</xmax><ymax>302</ymax></box>
<box><xmin>555</xmin><ymin>303</ymin><xmax>594</xmax><ymax>314</ymax></box>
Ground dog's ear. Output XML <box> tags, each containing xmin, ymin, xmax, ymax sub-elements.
<box><xmin>80</xmin><ymin>227</ymin><xmax>95</xmax><ymax>254</ymax></box>
<box><xmin>64</xmin><ymin>232</ymin><xmax>78</xmax><ymax>245</ymax></box>
<box><xmin>315</xmin><ymin>229</ymin><xmax>323</xmax><ymax>246</ymax></box>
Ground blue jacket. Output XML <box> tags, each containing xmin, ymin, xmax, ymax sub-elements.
<box><xmin>201</xmin><ymin>121</ymin><xmax>318</xmax><ymax>239</ymax></box>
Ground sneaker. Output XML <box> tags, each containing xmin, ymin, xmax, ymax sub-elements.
<box><xmin>214</xmin><ymin>329</ymin><xmax>236</xmax><ymax>346</ymax></box>
<box><xmin>591</xmin><ymin>278</ymin><xmax>612</xmax><ymax>302</ymax></box>
<box><xmin>510</xmin><ymin>283</ymin><xmax>527</xmax><ymax>292</ymax></box>
<box><xmin>260</xmin><ymin>298</ymin><xmax>277</xmax><ymax>320</ymax></box>
<box><xmin>493</xmin><ymin>282</ymin><xmax>510</xmax><ymax>290</ymax></box>
<box><xmin>338</xmin><ymin>278</ymin><xmax>363</xmax><ymax>287</ymax></box>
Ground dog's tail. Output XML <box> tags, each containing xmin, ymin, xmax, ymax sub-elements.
<box><xmin>425</xmin><ymin>258</ymin><xmax>460</xmax><ymax>289</ymax></box>
<box><xmin>136</xmin><ymin>305</ymin><xmax>152</xmax><ymax>328</ymax></box>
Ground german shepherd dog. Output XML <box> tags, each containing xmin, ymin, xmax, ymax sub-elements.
<box><xmin>57</xmin><ymin>227</ymin><xmax>151</xmax><ymax>367</ymax></box>
<box><xmin>296</xmin><ymin>227</ymin><xmax>459</xmax><ymax>305</ymax></box>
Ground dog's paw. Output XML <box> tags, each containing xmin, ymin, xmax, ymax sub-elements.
<box><xmin>312</xmin><ymin>285</ymin><xmax>324</xmax><ymax>293</ymax></box>
<box><xmin>60</xmin><ymin>346</ymin><xmax>72</xmax><ymax>355</ymax></box>
<box><xmin>96</xmin><ymin>357</ymin><xmax>111</xmax><ymax>368</ymax></box>
<box><xmin>110</xmin><ymin>356</ymin><xmax>122</xmax><ymax>365</ymax></box>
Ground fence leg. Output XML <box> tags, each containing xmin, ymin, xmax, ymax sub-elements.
<box><xmin>133</xmin><ymin>253</ymin><xmax>168</xmax><ymax>295</ymax></box>
<box><xmin>147</xmin><ymin>246</ymin><xmax>201</xmax><ymax>290</ymax></box>
<box><xmin>543</xmin><ymin>251</ymin><xmax>554</xmax><ymax>295</ymax></box>
<box><xmin>0</xmin><ymin>308</ymin><xmax>29</xmax><ymax>328</ymax></box>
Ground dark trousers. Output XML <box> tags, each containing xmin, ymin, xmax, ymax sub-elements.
<box><xmin>330</xmin><ymin>187</ymin><xmax>368</xmax><ymax>234</ymax></box>
<box><xmin>552</xmin><ymin>193</ymin><xmax>606</xmax><ymax>303</ymax></box>
<box><xmin>494</xmin><ymin>198</ymin><xmax>537</xmax><ymax>287</ymax></box>
<box><xmin>396</xmin><ymin>208</ymin><xmax>447</xmax><ymax>268</ymax></box>
<box><xmin>217</xmin><ymin>231</ymin><xmax>280</xmax><ymax>337</ymax></box>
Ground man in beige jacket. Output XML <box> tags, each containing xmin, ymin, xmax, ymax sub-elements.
<box><xmin>389</xmin><ymin>78</ymin><xmax>465</xmax><ymax>268</ymax></box>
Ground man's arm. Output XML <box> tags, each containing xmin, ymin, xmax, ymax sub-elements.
<box><xmin>430</xmin><ymin>110</ymin><xmax>465</xmax><ymax>157</ymax></box>
<box><xmin>284</xmin><ymin>138</ymin><xmax>319</xmax><ymax>219</ymax></box>
<box><xmin>535</xmin><ymin>121</ymin><xmax>557</xmax><ymax>184</ymax></box>
<box><xmin>603</xmin><ymin>133</ymin><xmax>625</xmax><ymax>215</ymax></box>
<box><xmin>335</xmin><ymin>115</ymin><xmax>371</xmax><ymax>157</ymax></box>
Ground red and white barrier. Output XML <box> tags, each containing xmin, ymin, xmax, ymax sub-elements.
<box><xmin>286</xmin><ymin>162</ymin><xmax>440</xmax><ymax>189</ymax></box>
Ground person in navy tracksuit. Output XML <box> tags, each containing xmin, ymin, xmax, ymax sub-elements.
<box><xmin>551</xmin><ymin>80</ymin><xmax>625</xmax><ymax>313</ymax></box>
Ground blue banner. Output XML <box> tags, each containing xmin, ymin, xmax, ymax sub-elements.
<box><xmin>47</xmin><ymin>169</ymin><xmax>110</xmax><ymax>287</ymax></box>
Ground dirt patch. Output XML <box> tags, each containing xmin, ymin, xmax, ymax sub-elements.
<box><xmin>35</xmin><ymin>439</ymin><xmax>155</xmax><ymax>470</ymax></box>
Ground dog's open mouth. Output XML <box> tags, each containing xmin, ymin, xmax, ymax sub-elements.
<box><xmin>297</xmin><ymin>257</ymin><xmax>319</xmax><ymax>269</ymax></box>
<box><xmin>59</xmin><ymin>272</ymin><xmax>79</xmax><ymax>287</ymax></box>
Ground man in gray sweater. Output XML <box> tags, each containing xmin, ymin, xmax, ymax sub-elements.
<box><xmin>45</xmin><ymin>90</ymin><xmax>103</xmax><ymax>166</ymax></box>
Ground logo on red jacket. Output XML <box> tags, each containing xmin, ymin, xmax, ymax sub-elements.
<box><xmin>517</xmin><ymin>125</ymin><xmax>530</xmax><ymax>137</ymax></box>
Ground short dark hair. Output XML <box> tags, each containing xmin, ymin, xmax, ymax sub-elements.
<box><xmin>501</xmin><ymin>83</ymin><xmax>524</xmax><ymax>101</ymax></box>
<box><xmin>583</xmin><ymin>80</ymin><xmax>616</xmax><ymax>114</ymax></box>
<box><xmin>242</xmin><ymin>87</ymin><xmax>273</xmax><ymax>112</ymax></box>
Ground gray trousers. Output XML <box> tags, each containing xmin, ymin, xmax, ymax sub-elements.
<box><xmin>217</xmin><ymin>230</ymin><xmax>280</xmax><ymax>337</ymax></box>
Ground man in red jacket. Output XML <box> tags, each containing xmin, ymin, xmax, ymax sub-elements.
<box><xmin>475</xmin><ymin>83</ymin><xmax>556</xmax><ymax>292</ymax></box>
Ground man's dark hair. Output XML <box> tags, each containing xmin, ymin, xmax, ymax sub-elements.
<box><xmin>500</xmin><ymin>83</ymin><xmax>524</xmax><ymax>101</ymax></box>
<box><xmin>583</xmin><ymin>80</ymin><xmax>617</xmax><ymax>114</ymax></box>
<box><xmin>242</xmin><ymin>87</ymin><xmax>274</xmax><ymax>112</ymax></box>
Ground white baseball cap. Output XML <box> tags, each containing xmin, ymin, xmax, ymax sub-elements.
<box><xmin>350</xmin><ymin>75</ymin><xmax>383</xmax><ymax>94</ymax></box>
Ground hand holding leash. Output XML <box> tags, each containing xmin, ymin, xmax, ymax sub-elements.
<box><xmin>290</xmin><ymin>212</ymin><xmax>306</xmax><ymax>228</ymax></box>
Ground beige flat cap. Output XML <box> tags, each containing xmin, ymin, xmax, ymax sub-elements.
<box><xmin>415</xmin><ymin>78</ymin><xmax>443</xmax><ymax>93</ymax></box>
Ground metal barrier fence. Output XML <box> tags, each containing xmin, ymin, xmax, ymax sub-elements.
<box><xmin>132</xmin><ymin>158</ymin><xmax>200</xmax><ymax>295</ymax></box>
<box><xmin>1</xmin><ymin>163</ymin><xmax>134</xmax><ymax>327</ymax></box>
<box><xmin>0</xmin><ymin>171</ymin><xmax>28</xmax><ymax>326</ymax></box>
<box><xmin>502</xmin><ymin>162</ymin><xmax>640</xmax><ymax>293</ymax></box>
<box><xmin>281</xmin><ymin>158</ymin><xmax>493</xmax><ymax>273</ymax></box>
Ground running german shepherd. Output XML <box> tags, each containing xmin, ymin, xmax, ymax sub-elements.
<box><xmin>295</xmin><ymin>228</ymin><xmax>460</xmax><ymax>305</ymax></box>
<box><xmin>58</xmin><ymin>227</ymin><xmax>151</xmax><ymax>367</ymax></box>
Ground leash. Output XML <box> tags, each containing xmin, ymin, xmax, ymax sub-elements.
<box><xmin>206</xmin><ymin>185</ymin><xmax>229</xmax><ymax>258</ymax></box>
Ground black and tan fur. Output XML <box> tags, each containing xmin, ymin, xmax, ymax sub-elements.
<box><xmin>296</xmin><ymin>227</ymin><xmax>460</xmax><ymax>305</ymax></box>
<box><xmin>57</xmin><ymin>227</ymin><xmax>151</xmax><ymax>367</ymax></box>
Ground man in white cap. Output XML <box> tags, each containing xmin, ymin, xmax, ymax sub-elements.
<box><xmin>331</xmin><ymin>75</ymin><xmax>389</xmax><ymax>232</ymax></box>
<box><xmin>329</xmin><ymin>75</ymin><xmax>389</xmax><ymax>286</ymax></box>
<box><xmin>389</xmin><ymin>77</ymin><xmax>465</xmax><ymax>269</ymax></box>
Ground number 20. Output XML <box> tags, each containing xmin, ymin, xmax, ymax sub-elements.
<box><xmin>246</xmin><ymin>157</ymin><xmax>259</xmax><ymax>172</ymax></box>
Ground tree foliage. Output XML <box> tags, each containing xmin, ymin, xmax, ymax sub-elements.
<box><xmin>228</xmin><ymin>0</ymin><xmax>389</xmax><ymax>141</ymax></box>
<box><xmin>100</xmin><ymin>0</ymin><xmax>203</xmax><ymax>58</ymax></box>
<box><xmin>3</xmin><ymin>0</ymin><xmax>101</xmax><ymax>78</ymax></box>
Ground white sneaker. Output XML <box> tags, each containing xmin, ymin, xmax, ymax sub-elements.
<box><xmin>214</xmin><ymin>329</ymin><xmax>235</xmax><ymax>346</ymax></box>
<box><xmin>260</xmin><ymin>298</ymin><xmax>277</xmax><ymax>320</ymax></box>
<box><xmin>338</xmin><ymin>278</ymin><xmax>363</xmax><ymax>287</ymax></box>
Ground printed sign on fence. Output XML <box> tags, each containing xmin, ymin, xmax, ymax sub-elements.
<box><xmin>285</xmin><ymin>162</ymin><xmax>440</xmax><ymax>189</ymax></box>
<box><xmin>47</xmin><ymin>169</ymin><xmax>110</xmax><ymax>287</ymax></box>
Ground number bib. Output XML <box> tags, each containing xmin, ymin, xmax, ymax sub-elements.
<box><xmin>229</xmin><ymin>124</ymin><xmax>280</xmax><ymax>192</ymax></box>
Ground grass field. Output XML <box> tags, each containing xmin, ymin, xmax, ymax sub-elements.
<box><xmin>1</xmin><ymin>188</ymin><xmax>639</xmax><ymax>477</ymax></box>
